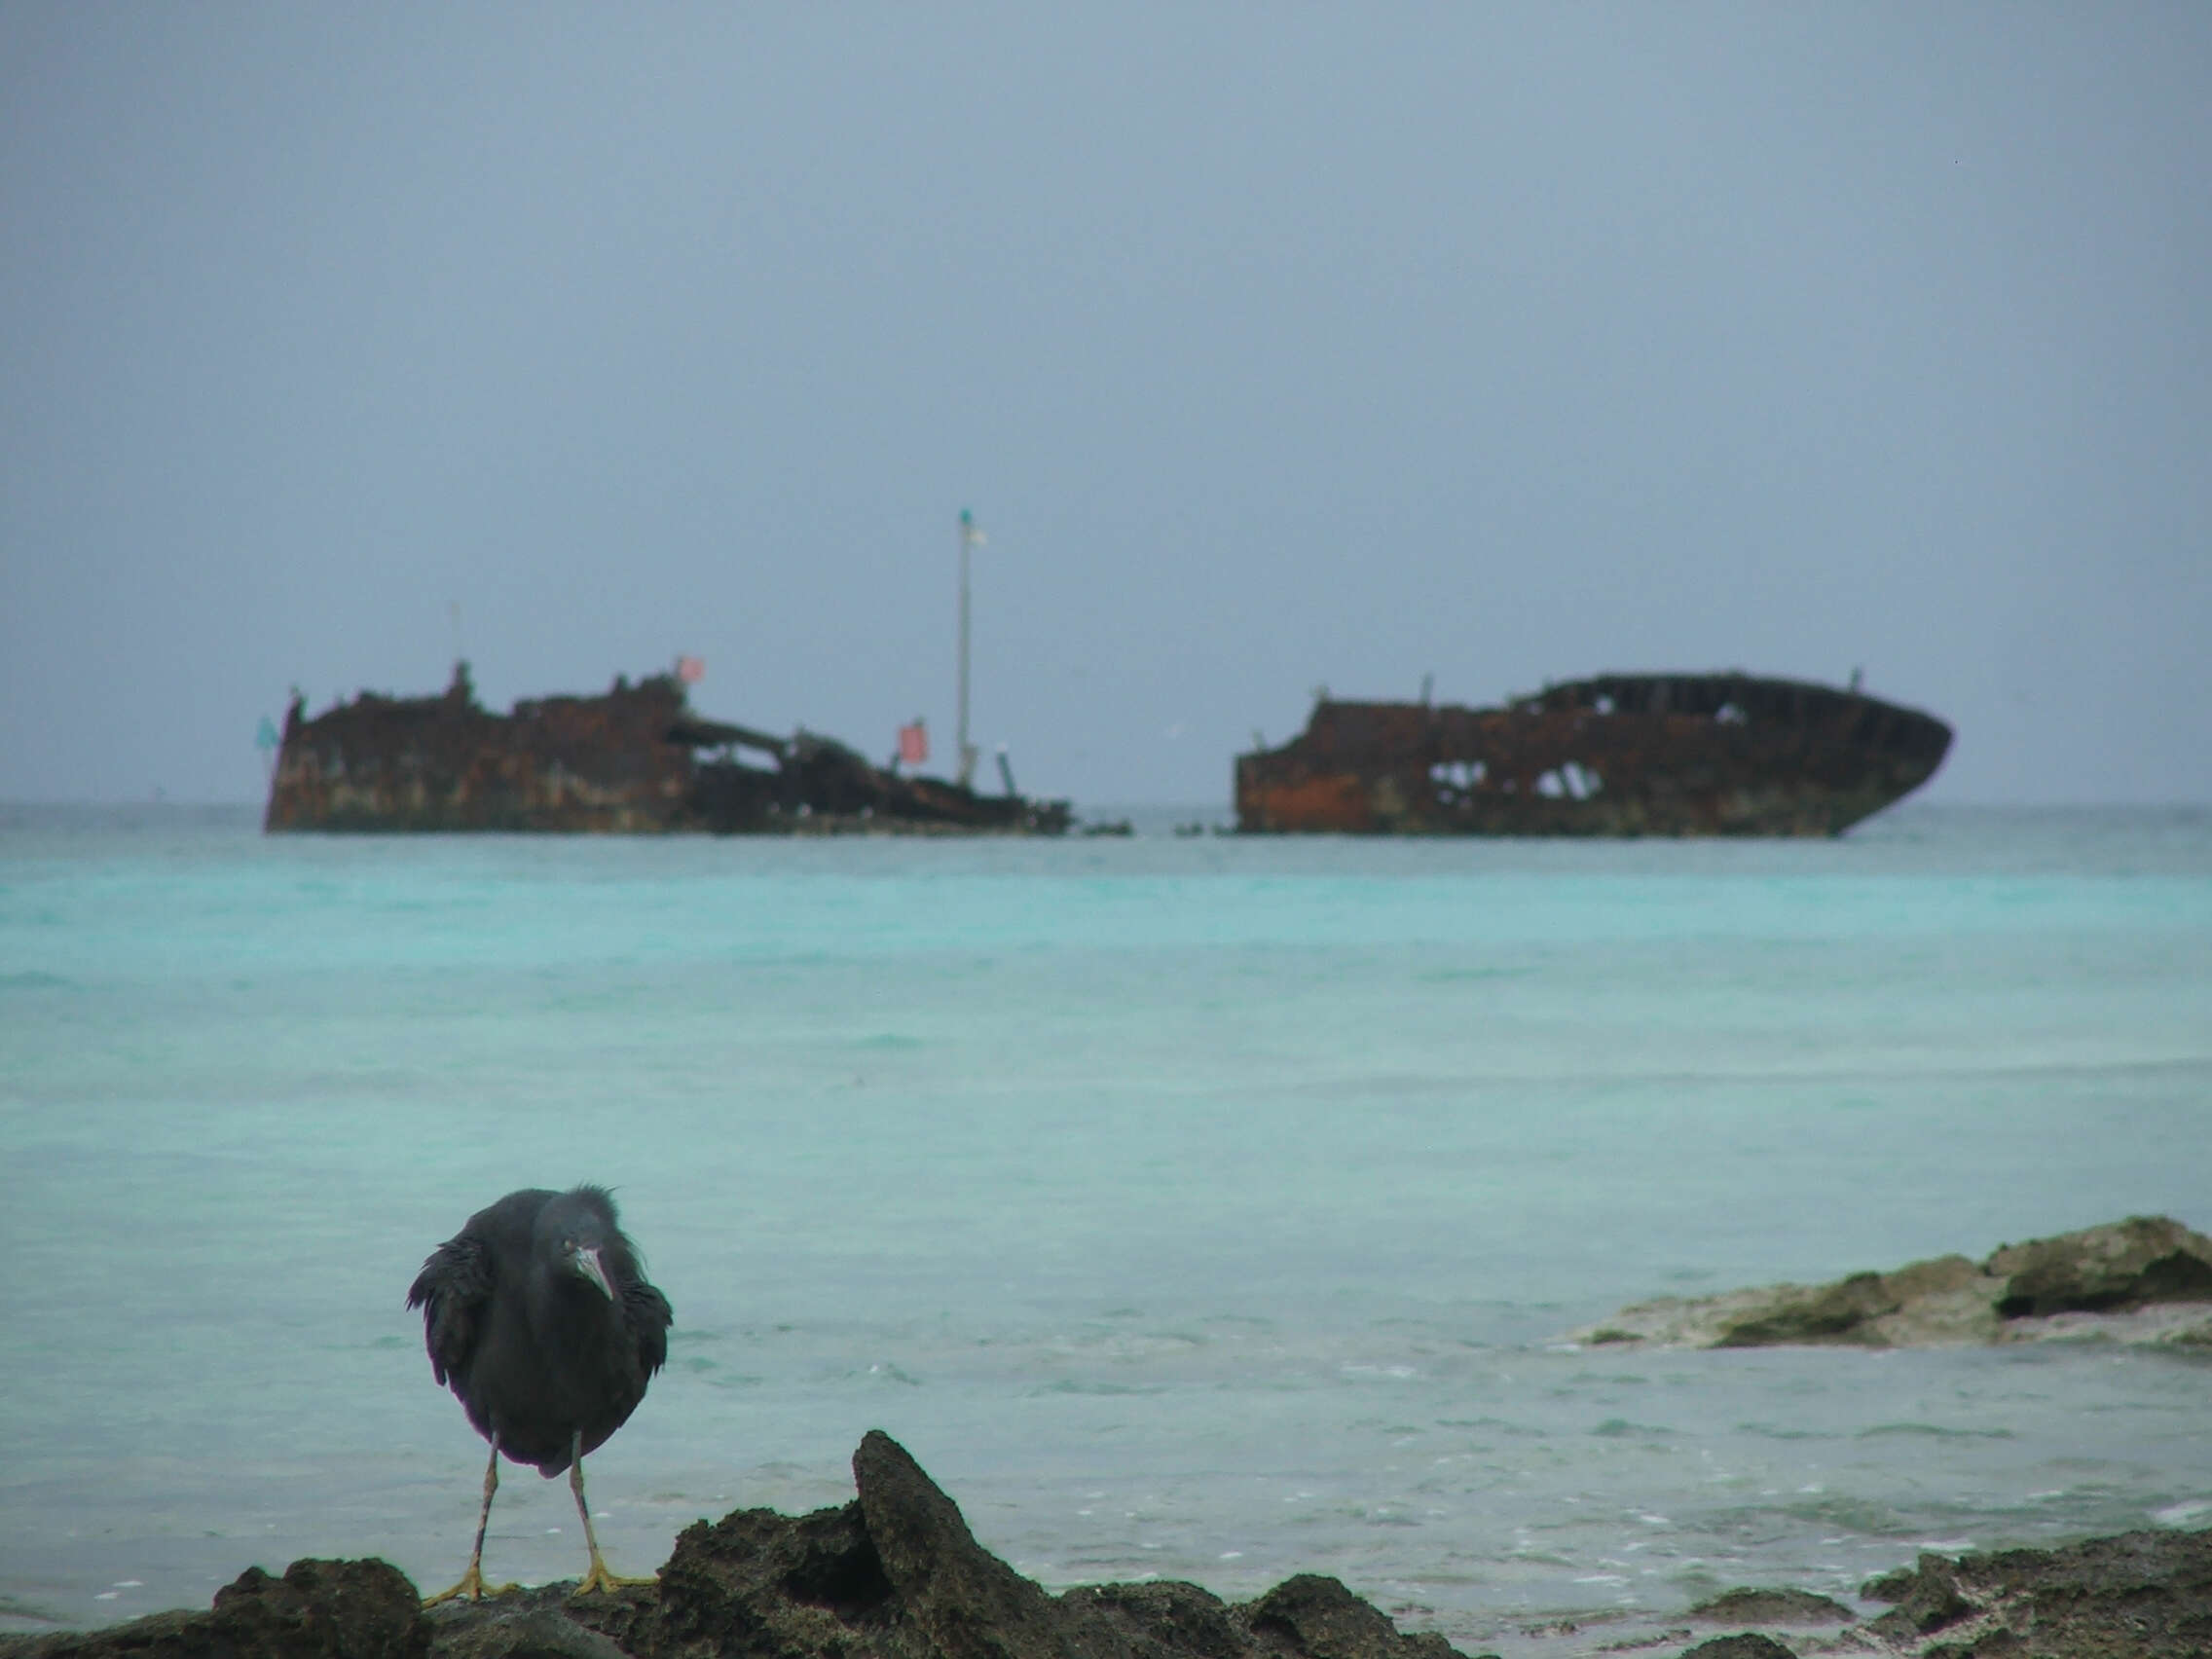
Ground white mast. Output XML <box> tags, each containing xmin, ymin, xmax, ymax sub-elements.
<box><xmin>956</xmin><ymin>508</ymin><xmax>983</xmax><ymax>787</ymax></box>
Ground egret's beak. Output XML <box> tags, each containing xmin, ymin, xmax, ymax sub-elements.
<box><xmin>571</xmin><ymin>1244</ymin><xmax>613</xmax><ymax>1300</ymax></box>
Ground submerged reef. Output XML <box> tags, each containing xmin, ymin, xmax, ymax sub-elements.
<box><xmin>1566</xmin><ymin>1221</ymin><xmax>2212</xmax><ymax>1353</ymax></box>
<box><xmin>1569</xmin><ymin>1216</ymin><xmax>2212</xmax><ymax>1351</ymax></box>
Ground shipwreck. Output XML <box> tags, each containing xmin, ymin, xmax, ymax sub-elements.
<box><xmin>1235</xmin><ymin>671</ymin><xmax>1951</xmax><ymax>836</ymax></box>
<box><xmin>263</xmin><ymin>664</ymin><xmax>1072</xmax><ymax>835</ymax></box>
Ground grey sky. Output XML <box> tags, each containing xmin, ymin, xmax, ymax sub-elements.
<box><xmin>4</xmin><ymin>5</ymin><xmax>2206</xmax><ymax>808</ymax></box>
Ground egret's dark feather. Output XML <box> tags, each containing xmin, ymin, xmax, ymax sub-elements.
<box><xmin>408</xmin><ymin>1186</ymin><xmax>673</xmax><ymax>1477</ymax></box>
<box><xmin>624</xmin><ymin>1279</ymin><xmax>674</xmax><ymax>1377</ymax></box>
<box><xmin>407</xmin><ymin>1232</ymin><xmax>492</xmax><ymax>1388</ymax></box>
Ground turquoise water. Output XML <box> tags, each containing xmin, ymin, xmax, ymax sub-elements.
<box><xmin>3</xmin><ymin>804</ymin><xmax>2209</xmax><ymax>1654</ymax></box>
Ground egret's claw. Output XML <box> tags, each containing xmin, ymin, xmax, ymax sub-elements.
<box><xmin>422</xmin><ymin>1562</ymin><xmax>518</xmax><ymax>1605</ymax></box>
<box><xmin>571</xmin><ymin>1552</ymin><xmax>657</xmax><ymax>1597</ymax></box>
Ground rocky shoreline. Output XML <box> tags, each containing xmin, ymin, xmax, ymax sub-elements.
<box><xmin>11</xmin><ymin>1220</ymin><xmax>2212</xmax><ymax>1659</ymax></box>
<box><xmin>1567</xmin><ymin>1216</ymin><xmax>2212</xmax><ymax>1350</ymax></box>
<box><xmin>5</xmin><ymin>1430</ymin><xmax>2209</xmax><ymax>1659</ymax></box>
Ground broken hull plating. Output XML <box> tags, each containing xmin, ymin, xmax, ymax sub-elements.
<box><xmin>264</xmin><ymin>666</ymin><xmax>1071</xmax><ymax>835</ymax></box>
<box><xmin>1235</xmin><ymin>674</ymin><xmax>1952</xmax><ymax>837</ymax></box>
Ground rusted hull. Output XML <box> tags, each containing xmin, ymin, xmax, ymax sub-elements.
<box><xmin>687</xmin><ymin>735</ymin><xmax>1072</xmax><ymax>834</ymax></box>
<box><xmin>1235</xmin><ymin>673</ymin><xmax>1951</xmax><ymax>837</ymax></box>
<box><xmin>265</xmin><ymin>665</ymin><xmax>1071</xmax><ymax>835</ymax></box>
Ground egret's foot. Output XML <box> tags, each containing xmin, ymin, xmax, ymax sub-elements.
<box><xmin>571</xmin><ymin>1554</ymin><xmax>657</xmax><ymax>1597</ymax></box>
<box><xmin>422</xmin><ymin>1563</ymin><xmax>519</xmax><ymax>1606</ymax></box>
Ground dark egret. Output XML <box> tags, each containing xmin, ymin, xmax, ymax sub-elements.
<box><xmin>407</xmin><ymin>1186</ymin><xmax>672</xmax><ymax>1603</ymax></box>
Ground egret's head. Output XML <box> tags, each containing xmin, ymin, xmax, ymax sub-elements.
<box><xmin>537</xmin><ymin>1185</ymin><xmax>622</xmax><ymax>1300</ymax></box>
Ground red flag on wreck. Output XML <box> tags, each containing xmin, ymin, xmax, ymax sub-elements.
<box><xmin>676</xmin><ymin>655</ymin><xmax>705</xmax><ymax>684</ymax></box>
<box><xmin>898</xmin><ymin>719</ymin><xmax>929</xmax><ymax>765</ymax></box>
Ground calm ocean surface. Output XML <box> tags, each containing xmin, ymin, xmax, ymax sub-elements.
<box><xmin>3</xmin><ymin>803</ymin><xmax>2209</xmax><ymax>1654</ymax></box>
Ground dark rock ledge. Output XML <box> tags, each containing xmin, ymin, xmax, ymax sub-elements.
<box><xmin>7</xmin><ymin>1432</ymin><xmax>2210</xmax><ymax>1659</ymax></box>
<box><xmin>1569</xmin><ymin>1216</ymin><xmax>2212</xmax><ymax>1350</ymax></box>
<box><xmin>1847</xmin><ymin>1526</ymin><xmax>2212</xmax><ymax>1658</ymax></box>
<box><xmin>0</xmin><ymin>1434</ymin><xmax>1492</xmax><ymax>1659</ymax></box>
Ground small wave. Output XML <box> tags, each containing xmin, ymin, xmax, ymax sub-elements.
<box><xmin>1438</xmin><ymin>1415</ymin><xmax>1548</xmax><ymax>1438</ymax></box>
<box><xmin>1029</xmin><ymin>1380</ymin><xmax>1165</xmax><ymax>1396</ymax></box>
<box><xmin>0</xmin><ymin>971</ymin><xmax>72</xmax><ymax>991</ymax></box>
<box><xmin>1508</xmin><ymin>1548</ymin><xmax>1578</xmax><ymax>1567</ymax></box>
<box><xmin>2153</xmin><ymin>1499</ymin><xmax>2212</xmax><ymax>1527</ymax></box>
<box><xmin>1857</xmin><ymin>1421</ymin><xmax>2016</xmax><ymax>1441</ymax></box>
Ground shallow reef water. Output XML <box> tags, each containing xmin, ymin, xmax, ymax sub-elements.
<box><xmin>3</xmin><ymin>802</ymin><xmax>2209</xmax><ymax>1655</ymax></box>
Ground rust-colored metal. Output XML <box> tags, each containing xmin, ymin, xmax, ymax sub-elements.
<box><xmin>264</xmin><ymin>663</ymin><xmax>1071</xmax><ymax>835</ymax></box>
<box><xmin>1235</xmin><ymin>672</ymin><xmax>1952</xmax><ymax>836</ymax></box>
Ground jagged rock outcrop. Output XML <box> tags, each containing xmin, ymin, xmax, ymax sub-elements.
<box><xmin>2</xmin><ymin>1435</ymin><xmax>1492</xmax><ymax>1659</ymax></box>
<box><xmin>1684</xmin><ymin>1587</ymin><xmax>1854</xmax><ymax>1627</ymax></box>
<box><xmin>1677</xmin><ymin>1638</ymin><xmax>1794</xmax><ymax>1659</ymax></box>
<box><xmin>14</xmin><ymin>1434</ymin><xmax>2211</xmax><ymax>1659</ymax></box>
<box><xmin>0</xmin><ymin>1560</ymin><xmax>427</xmax><ymax>1659</ymax></box>
<box><xmin>1571</xmin><ymin>1217</ymin><xmax>2212</xmax><ymax>1349</ymax></box>
<box><xmin>1853</xmin><ymin>1527</ymin><xmax>2212</xmax><ymax>1657</ymax></box>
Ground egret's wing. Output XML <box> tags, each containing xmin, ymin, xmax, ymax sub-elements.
<box><xmin>406</xmin><ymin>1233</ymin><xmax>493</xmax><ymax>1386</ymax></box>
<box><xmin>623</xmin><ymin>1279</ymin><xmax>674</xmax><ymax>1378</ymax></box>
